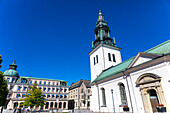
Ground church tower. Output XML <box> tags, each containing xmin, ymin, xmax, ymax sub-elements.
<box><xmin>89</xmin><ymin>10</ymin><xmax>122</xmax><ymax>82</ymax></box>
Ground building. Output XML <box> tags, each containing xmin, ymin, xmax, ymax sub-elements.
<box><xmin>68</xmin><ymin>80</ymin><xmax>91</xmax><ymax>110</ymax></box>
<box><xmin>89</xmin><ymin>10</ymin><xmax>170</xmax><ymax>113</ymax></box>
<box><xmin>4</xmin><ymin>61</ymin><xmax>69</xmax><ymax>110</ymax></box>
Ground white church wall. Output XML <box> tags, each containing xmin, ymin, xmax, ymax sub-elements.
<box><xmin>90</xmin><ymin>46</ymin><xmax>104</xmax><ymax>82</ymax></box>
<box><xmin>130</xmin><ymin>61</ymin><xmax>170</xmax><ymax>112</ymax></box>
<box><xmin>91</xmin><ymin>76</ymin><xmax>134</xmax><ymax>112</ymax></box>
<box><xmin>102</xmin><ymin>46</ymin><xmax>122</xmax><ymax>69</ymax></box>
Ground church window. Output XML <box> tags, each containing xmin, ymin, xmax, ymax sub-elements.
<box><xmin>108</xmin><ymin>53</ymin><xmax>111</xmax><ymax>61</ymax></box>
<box><xmin>112</xmin><ymin>54</ymin><xmax>116</xmax><ymax>62</ymax></box>
<box><xmin>101</xmin><ymin>88</ymin><xmax>106</xmax><ymax>106</ymax></box>
<box><xmin>94</xmin><ymin>57</ymin><xmax>96</xmax><ymax>65</ymax></box>
<box><xmin>96</xmin><ymin>55</ymin><xmax>98</xmax><ymax>63</ymax></box>
<box><xmin>119</xmin><ymin>83</ymin><xmax>127</xmax><ymax>105</ymax></box>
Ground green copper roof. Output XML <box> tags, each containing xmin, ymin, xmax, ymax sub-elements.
<box><xmin>15</xmin><ymin>76</ymin><xmax>68</xmax><ymax>86</ymax></box>
<box><xmin>92</xmin><ymin>39</ymin><xmax>170</xmax><ymax>83</ymax></box>
<box><xmin>145</xmin><ymin>39</ymin><xmax>170</xmax><ymax>54</ymax></box>
<box><xmin>4</xmin><ymin>69</ymin><xmax>19</xmax><ymax>77</ymax></box>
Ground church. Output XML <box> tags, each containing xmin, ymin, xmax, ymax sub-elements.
<box><xmin>89</xmin><ymin>10</ymin><xmax>170</xmax><ymax>113</ymax></box>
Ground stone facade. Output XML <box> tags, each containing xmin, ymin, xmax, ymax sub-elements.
<box><xmin>68</xmin><ymin>80</ymin><xmax>91</xmax><ymax>110</ymax></box>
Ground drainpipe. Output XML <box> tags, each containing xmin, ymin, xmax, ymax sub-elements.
<box><xmin>123</xmin><ymin>73</ymin><xmax>134</xmax><ymax>113</ymax></box>
<box><xmin>96</xmin><ymin>84</ymin><xmax>100</xmax><ymax>112</ymax></box>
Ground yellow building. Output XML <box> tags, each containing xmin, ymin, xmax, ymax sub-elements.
<box><xmin>68</xmin><ymin>80</ymin><xmax>91</xmax><ymax>110</ymax></box>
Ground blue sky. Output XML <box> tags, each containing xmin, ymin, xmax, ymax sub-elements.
<box><xmin>0</xmin><ymin>0</ymin><xmax>170</xmax><ymax>85</ymax></box>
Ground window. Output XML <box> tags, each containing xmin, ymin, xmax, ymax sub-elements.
<box><xmin>7</xmin><ymin>78</ymin><xmax>10</xmax><ymax>82</ymax></box>
<box><xmin>8</xmin><ymin>93</ymin><xmax>11</xmax><ymax>98</ymax></box>
<box><xmin>21</xmin><ymin>79</ymin><xmax>27</xmax><ymax>83</ymax></box>
<box><xmin>48</xmin><ymin>88</ymin><xmax>51</xmax><ymax>92</ymax></box>
<box><xmin>22</xmin><ymin>94</ymin><xmax>25</xmax><ymax>98</ymax></box>
<box><xmin>10</xmin><ymin>85</ymin><xmax>13</xmax><ymax>90</ymax></box>
<box><xmin>47</xmin><ymin>94</ymin><xmax>50</xmax><ymax>98</ymax></box>
<box><xmin>48</xmin><ymin>82</ymin><xmax>50</xmax><ymax>85</ymax></box>
<box><xmin>119</xmin><ymin>83</ymin><xmax>127</xmax><ymax>105</ymax></box>
<box><xmin>16</xmin><ymin>94</ymin><xmax>20</xmax><ymax>98</ymax></box>
<box><xmin>30</xmin><ymin>80</ymin><xmax>32</xmax><ymax>84</ymax></box>
<box><xmin>96</xmin><ymin>55</ymin><xmax>98</xmax><ymax>63</ymax></box>
<box><xmin>60</xmin><ymin>95</ymin><xmax>63</xmax><ymax>98</ymax></box>
<box><xmin>64</xmin><ymin>95</ymin><xmax>67</xmax><ymax>98</ymax></box>
<box><xmin>112</xmin><ymin>54</ymin><xmax>116</xmax><ymax>62</ymax></box>
<box><xmin>101</xmin><ymin>88</ymin><xmax>106</xmax><ymax>106</ymax></box>
<box><xmin>23</xmin><ymin>87</ymin><xmax>27</xmax><ymax>91</ymax></box>
<box><xmin>56</xmin><ymin>95</ymin><xmax>59</xmax><ymax>98</ymax></box>
<box><xmin>18</xmin><ymin>86</ymin><xmax>22</xmax><ymax>91</ymax></box>
<box><xmin>94</xmin><ymin>57</ymin><xmax>96</xmax><ymax>65</ymax></box>
<box><xmin>52</xmin><ymin>94</ymin><xmax>55</xmax><ymax>98</ymax></box>
<box><xmin>57</xmin><ymin>83</ymin><xmax>58</xmax><ymax>86</ymax></box>
<box><xmin>81</xmin><ymin>89</ymin><xmax>83</xmax><ymax>93</ymax></box>
<box><xmin>52</xmin><ymin>88</ymin><xmax>55</xmax><ymax>92</ymax></box>
<box><xmin>39</xmin><ymin>81</ymin><xmax>42</xmax><ymax>84</ymax></box>
<box><xmin>43</xmin><ymin>88</ymin><xmax>46</xmax><ymax>91</ymax></box>
<box><xmin>64</xmin><ymin>89</ymin><xmax>67</xmax><ymax>92</ymax></box>
<box><xmin>108</xmin><ymin>53</ymin><xmax>111</xmax><ymax>61</ymax></box>
<box><xmin>88</xmin><ymin>89</ymin><xmax>90</xmax><ymax>93</ymax></box>
<box><xmin>12</xmin><ymin>78</ymin><xmax>15</xmax><ymax>83</ymax></box>
<box><xmin>34</xmin><ymin>81</ymin><xmax>37</xmax><ymax>84</ymax></box>
<box><xmin>56</xmin><ymin>88</ymin><xmax>59</xmax><ymax>92</ymax></box>
<box><xmin>53</xmin><ymin>82</ymin><xmax>55</xmax><ymax>85</ymax></box>
<box><xmin>44</xmin><ymin>81</ymin><xmax>46</xmax><ymax>85</ymax></box>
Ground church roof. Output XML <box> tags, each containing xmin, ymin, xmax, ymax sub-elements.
<box><xmin>92</xmin><ymin>39</ymin><xmax>170</xmax><ymax>83</ymax></box>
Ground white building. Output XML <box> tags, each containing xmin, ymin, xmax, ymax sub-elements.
<box><xmin>89</xmin><ymin>10</ymin><xmax>170</xmax><ymax>113</ymax></box>
<box><xmin>4</xmin><ymin>61</ymin><xmax>69</xmax><ymax>110</ymax></box>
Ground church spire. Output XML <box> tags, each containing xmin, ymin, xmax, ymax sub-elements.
<box><xmin>92</xmin><ymin>9</ymin><xmax>116</xmax><ymax>49</ymax></box>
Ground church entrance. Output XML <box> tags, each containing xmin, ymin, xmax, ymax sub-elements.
<box><xmin>148</xmin><ymin>89</ymin><xmax>159</xmax><ymax>112</ymax></box>
<box><xmin>136</xmin><ymin>73</ymin><xmax>167</xmax><ymax>113</ymax></box>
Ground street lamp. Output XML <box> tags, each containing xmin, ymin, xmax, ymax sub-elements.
<box><xmin>111</xmin><ymin>89</ymin><xmax>115</xmax><ymax>113</ymax></box>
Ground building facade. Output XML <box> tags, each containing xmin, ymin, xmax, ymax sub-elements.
<box><xmin>89</xmin><ymin>10</ymin><xmax>170</xmax><ymax>113</ymax></box>
<box><xmin>68</xmin><ymin>80</ymin><xmax>91</xmax><ymax>110</ymax></box>
<box><xmin>4</xmin><ymin>61</ymin><xmax>69</xmax><ymax>110</ymax></box>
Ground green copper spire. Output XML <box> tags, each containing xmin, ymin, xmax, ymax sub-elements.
<box><xmin>92</xmin><ymin>9</ymin><xmax>114</xmax><ymax>48</ymax></box>
<box><xmin>113</xmin><ymin>37</ymin><xmax>116</xmax><ymax>47</ymax></box>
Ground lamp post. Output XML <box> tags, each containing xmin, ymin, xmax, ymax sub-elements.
<box><xmin>111</xmin><ymin>89</ymin><xmax>115</xmax><ymax>113</ymax></box>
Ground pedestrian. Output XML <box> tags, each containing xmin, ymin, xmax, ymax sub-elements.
<box><xmin>13</xmin><ymin>108</ymin><xmax>16</xmax><ymax>113</ymax></box>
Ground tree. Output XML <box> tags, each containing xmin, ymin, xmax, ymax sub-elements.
<box><xmin>0</xmin><ymin>71</ymin><xmax>9</xmax><ymax>113</ymax></box>
<box><xmin>22</xmin><ymin>83</ymin><xmax>45</xmax><ymax>112</ymax></box>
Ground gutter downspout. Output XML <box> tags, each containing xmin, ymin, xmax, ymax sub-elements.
<box><xmin>123</xmin><ymin>73</ymin><xmax>134</xmax><ymax>113</ymax></box>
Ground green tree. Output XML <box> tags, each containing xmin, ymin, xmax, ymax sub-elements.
<box><xmin>22</xmin><ymin>83</ymin><xmax>45</xmax><ymax>112</ymax></box>
<box><xmin>0</xmin><ymin>71</ymin><xmax>9</xmax><ymax>113</ymax></box>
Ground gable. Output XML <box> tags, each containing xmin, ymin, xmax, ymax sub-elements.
<box><xmin>132</xmin><ymin>56</ymin><xmax>152</xmax><ymax>67</ymax></box>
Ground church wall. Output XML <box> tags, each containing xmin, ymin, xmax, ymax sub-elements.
<box><xmin>91</xmin><ymin>76</ymin><xmax>133</xmax><ymax>112</ymax></box>
<box><xmin>102</xmin><ymin>46</ymin><xmax>122</xmax><ymax>69</ymax></box>
<box><xmin>90</xmin><ymin>46</ymin><xmax>105</xmax><ymax>82</ymax></box>
<box><xmin>129</xmin><ymin>61</ymin><xmax>170</xmax><ymax>112</ymax></box>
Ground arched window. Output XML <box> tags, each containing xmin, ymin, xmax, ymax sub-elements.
<box><xmin>119</xmin><ymin>83</ymin><xmax>127</xmax><ymax>105</ymax></box>
<box><xmin>59</xmin><ymin>102</ymin><xmax>62</xmax><ymax>108</ymax></box>
<box><xmin>101</xmin><ymin>88</ymin><xmax>106</xmax><ymax>106</ymax></box>
<box><xmin>81</xmin><ymin>89</ymin><xmax>83</xmax><ymax>93</ymax></box>
<box><xmin>63</xmin><ymin>102</ymin><xmax>66</xmax><ymax>108</ymax></box>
